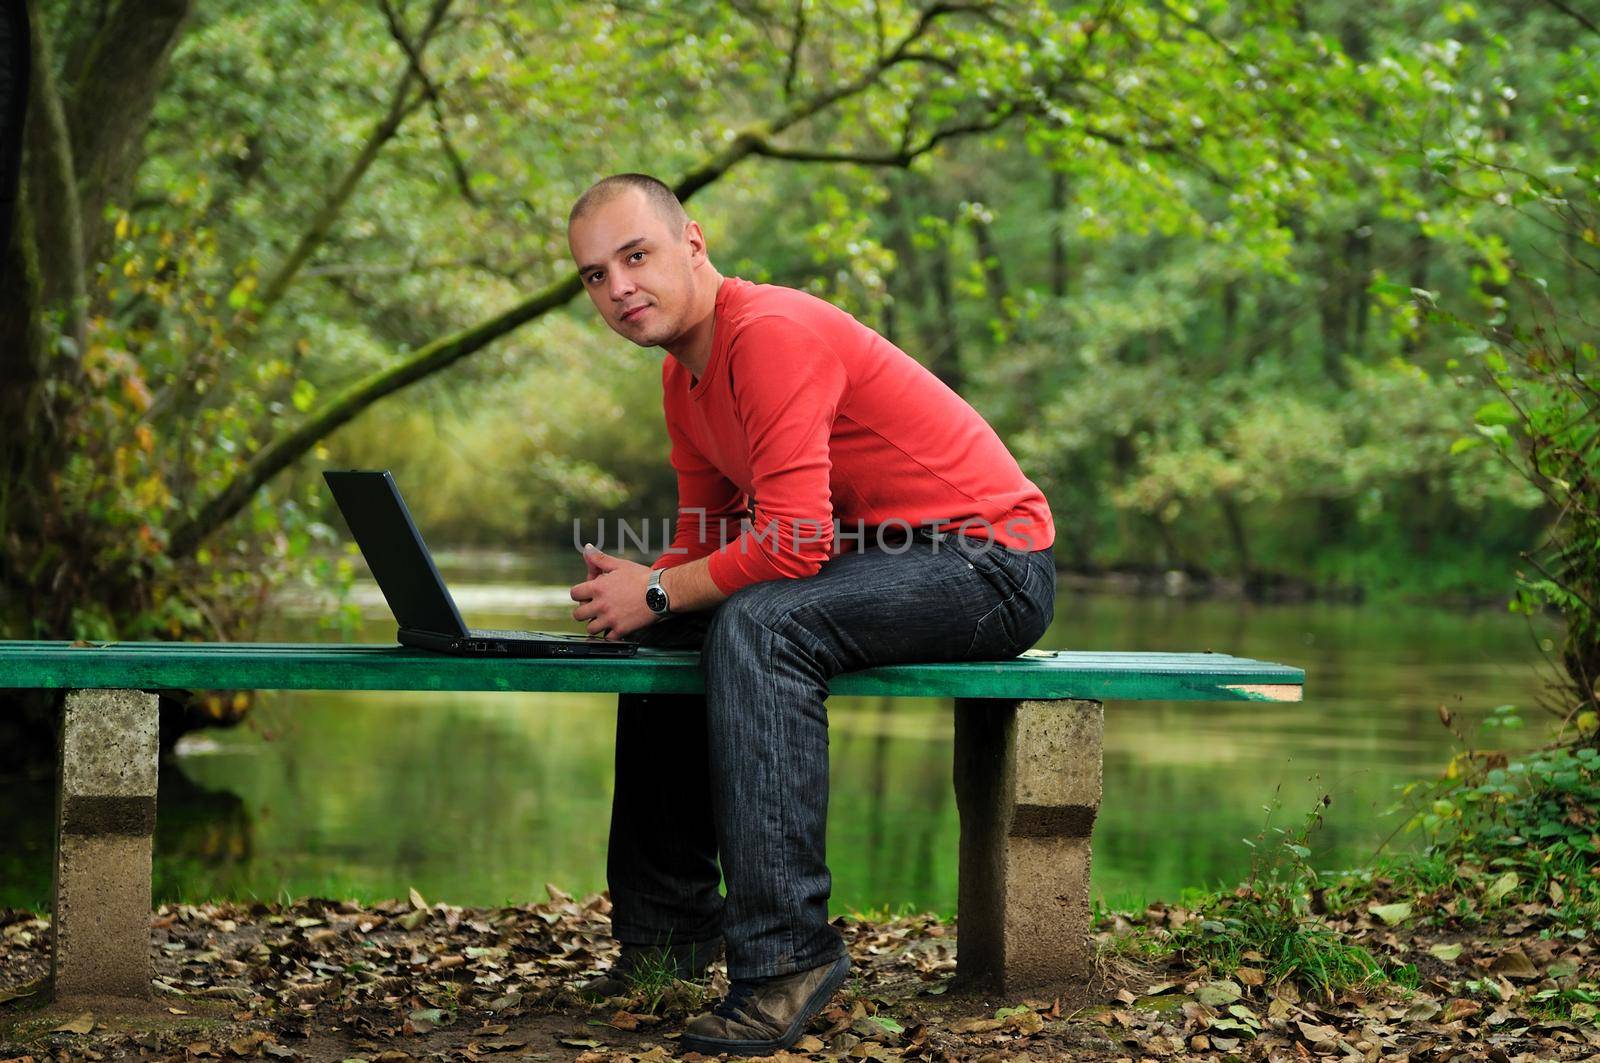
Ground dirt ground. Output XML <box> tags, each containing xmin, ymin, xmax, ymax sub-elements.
<box><xmin>2</xmin><ymin>887</ymin><xmax>1595</xmax><ymax>1062</ymax></box>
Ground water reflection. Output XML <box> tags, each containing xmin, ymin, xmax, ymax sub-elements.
<box><xmin>0</xmin><ymin>553</ymin><xmax>1556</xmax><ymax>916</ymax></box>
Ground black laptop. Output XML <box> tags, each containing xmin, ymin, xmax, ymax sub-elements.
<box><xmin>323</xmin><ymin>469</ymin><xmax>637</xmax><ymax>658</ymax></box>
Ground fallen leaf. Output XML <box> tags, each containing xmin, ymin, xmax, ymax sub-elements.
<box><xmin>1234</xmin><ymin>966</ymin><xmax>1266</xmax><ymax>987</ymax></box>
<box><xmin>485</xmin><ymin>991</ymin><xmax>521</xmax><ymax>1012</ymax></box>
<box><xmin>51</xmin><ymin>1013</ymin><xmax>95</xmax><ymax>1035</ymax></box>
<box><xmin>1428</xmin><ymin>943</ymin><xmax>1463</xmax><ymax>962</ymax></box>
<box><xmin>1196</xmin><ymin>980</ymin><xmax>1242</xmax><ymax>1006</ymax></box>
<box><xmin>0</xmin><ymin>980</ymin><xmax>44</xmax><ymax>1004</ymax></box>
<box><xmin>1484</xmin><ymin>871</ymin><xmax>1519</xmax><ymax>904</ymax></box>
<box><xmin>1403</xmin><ymin>998</ymin><xmax>1442</xmax><ymax>1022</ymax></box>
<box><xmin>1295</xmin><ymin>1019</ymin><xmax>1338</xmax><ymax>1042</ymax></box>
<box><xmin>482</xmin><ymin>1036</ymin><xmax>529</xmax><ymax>1052</ymax></box>
<box><xmin>230</xmin><ymin>1032</ymin><xmax>277</xmax><ymax>1057</ymax></box>
<box><xmin>1368</xmin><ymin>902</ymin><xmax>1413</xmax><ymax>926</ymax></box>
<box><xmin>1490</xmin><ymin>949</ymin><xmax>1540</xmax><ymax>980</ymax></box>
<box><xmin>1442</xmin><ymin>998</ymin><xmax>1482</xmax><ymax>1024</ymax></box>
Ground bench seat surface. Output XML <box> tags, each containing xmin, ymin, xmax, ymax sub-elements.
<box><xmin>0</xmin><ymin>641</ymin><xmax>1303</xmax><ymax>701</ymax></box>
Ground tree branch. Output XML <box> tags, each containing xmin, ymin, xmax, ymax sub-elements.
<box><xmin>18</xmin><ymin>0</ymin><xmax>86</xmax><ymax>342</ymax></box>
<box><xmin>1542</xmin><ymin>0</ymin><xmax>1600</xmax><ymax>35</ymax></box>
<box><xmin>782</xmin><ymin>0</ymin><xmax>806</xmax><ymax>100</ymax></box>
<box><xmin>750</xmin><ymin>107</ymin><xmax>1022</xmax><ymax>166</ymax></box>
<box><xmin>144</xmin><ymin>0</ymin><xmax>450</xmax><ymax>428</ymax></box>
<box><xmin>165</xmin><ymin>270</ymin><xmax>582</xmax><ymax>559</ymax></box>
<box><xmin>245</xmin><ymin>0</ymin><xmax>452</xmax><ymax>328</ymax></box>
<box><xmin>377</xmin><ymin>0</ymin><xmax>478</xmax><ymax>205</ymax></box>
<box><xmin>58</xmin><ymin>0</ymin><xmax>192</xmax><ymax>278</ymax></box>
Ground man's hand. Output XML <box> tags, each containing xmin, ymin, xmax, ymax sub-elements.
<box><xmin>570</xmin><ymin>544</ymin><xmax>657</xmax><ymax>641</ymax></box>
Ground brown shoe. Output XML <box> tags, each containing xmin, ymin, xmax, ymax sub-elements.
<box><xmin>679</xmin><ymin>954</ymin><xmax>851</xmax><ymax>1056</ymax></box>
<box><xmin>581</xmin><ymin>938</ymin><xmax>722</xmax><ymax>998</ymax></box>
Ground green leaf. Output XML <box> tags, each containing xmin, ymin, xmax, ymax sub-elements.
<box><xmin>1484</xmin><ymin>871</ymin><xmax>1519</xmax><ymax>904</ymax></box>
<box><xmin>1195</xmin><ymin>980</ymin><xmax>1242</xmax><ymax>1006</ymax></box>
<box><xmin>1369</xmin><ymin>902</ymin><xmax>1414</xmax><ymax>926</ymax></box>
<box><xmin>1472</xmin><ymin>401</ymin><xmax>1518</xmax><ymax>427</ymax></box>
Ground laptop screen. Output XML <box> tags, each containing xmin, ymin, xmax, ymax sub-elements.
<box><xmin>323</xmin><ymin>470</ymin><xmax>470</xmax><ymax>637</ymax></box>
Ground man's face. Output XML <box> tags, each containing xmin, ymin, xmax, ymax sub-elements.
<box><xmin>569</xmin><ymin>189</ymin><xmax>700</xmax><ymax>348</ymax></box>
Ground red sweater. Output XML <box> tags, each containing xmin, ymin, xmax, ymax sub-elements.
<box><xmin>653</xmin><ymin>277</ymin><xmax>1055</xmax><ymax>595</ymax></box>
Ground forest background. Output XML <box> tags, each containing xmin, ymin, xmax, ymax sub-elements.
<box><xmin>2</xmin><ymin>0</ymin><xmax>1594</xmax><ymax>670</ymax></box>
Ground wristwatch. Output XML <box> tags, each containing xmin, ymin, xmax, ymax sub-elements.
<box><xmin>645</xmin><ymin>568</ymin><xmax>671</xmax><ymax>618</ymax></box>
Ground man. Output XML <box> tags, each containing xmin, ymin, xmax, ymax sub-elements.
<box><xmin>566</xmin><ymin>173</ymin><xmax>1055</xmax><ymax>1057</ymax></box>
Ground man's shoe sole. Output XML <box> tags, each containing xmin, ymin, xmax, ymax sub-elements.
<box><xmin>679</xmin><ymin>953</ymin><xmax>851</xmax><ymax>1057</ymax></box>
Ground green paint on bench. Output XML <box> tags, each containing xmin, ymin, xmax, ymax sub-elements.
<box><xmin>0</xmin><ymin>642</ymin><xmax>1303</xmax><ymax>701</ymax></box>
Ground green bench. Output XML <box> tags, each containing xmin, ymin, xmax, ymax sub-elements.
<box><xmin>0</xmin><ymin>640</ymin><xmax>1304</xmax><ymax>1005</ymax></box>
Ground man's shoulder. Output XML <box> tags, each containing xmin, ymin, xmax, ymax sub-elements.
<box><xmin>720</xmin><ymin>278</ymin><xmax>846</xmax><ymax>337</ymax></box>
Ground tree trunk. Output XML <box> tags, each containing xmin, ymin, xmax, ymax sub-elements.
<box><xmin>968</xmin><ymin>208</ymin><xmax>1009</xmax><ymax>323</ymax></box>
<box><xmin>1219</xmin><ymin>495</ymin><xmax>1253</xmax><ymax>579</ymax></box>
<box><xmin>928</xmin><ymin>231</ymin><xmax>965</xmax><ymax>393</ymax></box>
<box><xmin>58</xmin><ymin>0</ymin><xmax>193</xmax><ymax>292</ymax></box>
<box><xmin>1049</xmin><ymin>170</ymin><xmax>1068</xmax><ymax>298</ymax></box>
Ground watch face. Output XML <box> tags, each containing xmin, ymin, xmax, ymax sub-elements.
<box><xmin>646</xmin><ymin>586</ymin><xmax>668</xmax><ymax>613</ymax></box>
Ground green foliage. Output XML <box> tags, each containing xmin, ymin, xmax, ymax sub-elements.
<box><xmin>1405</xmin><ymin>13</ymin><xmax>1600</xmax><ymax>719</ymax></box>
<box><xmin>1161</xmin><ymin>792</ymin><xmax>1414</xmax><ymax>1000</ymax></box>
<box><xmin>9</xmin><ymin>217</ymin><xmax>359</xmax><ymax>642</ymax></box>
<box><xmin>13</xmin><ymin>0</ymin><xmax>1600</xmax><ymax>656</ymax></box>
<box><xmin>1388</xmin><ymin>733</ymin><xmax>1600</xmax><ymax>927</ymax></box>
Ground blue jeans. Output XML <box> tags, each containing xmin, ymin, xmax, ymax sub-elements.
<box><xmin>607</xmin><ymin>530</ymin><xmax>1056</xmax><ymax>980</ymax></box>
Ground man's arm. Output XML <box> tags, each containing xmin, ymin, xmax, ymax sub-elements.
<box><xmin>657</xmin><ymin>402</ymin><xmax>747</xmax><ymax>571</ymax></box>
<box><xmin>698</xmin><ymin>317</ymin><xmax>847</xmax><ymax>594</ymax></box>
<box><xmin>658</xmin><ymin>554</ymin><xmax>726</xmax><ymax>613</ymax></box>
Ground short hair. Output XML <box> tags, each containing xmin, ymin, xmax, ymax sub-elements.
<box><xmin>568</xmin><ymin>173</ymin><xmax>689</xmax><ymax>232</ymax></box>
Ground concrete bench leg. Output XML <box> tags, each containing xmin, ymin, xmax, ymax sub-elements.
<box><xmin>51</xmin><ymin>688</ymin><xmax>159</xmax><ymax>1002</ymax></box>
<box><xmin>953</xmin><ymin>697</ymin><xmax>1103</xmax><ymax>992</ymax></box>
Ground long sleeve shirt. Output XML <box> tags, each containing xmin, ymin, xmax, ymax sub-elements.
<box><xmin>652</xmin><ymin>276</ymin><xmax>1055</xmax><ymax>595</ymax></box>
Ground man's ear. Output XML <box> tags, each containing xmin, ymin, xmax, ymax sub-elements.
<box><xmin>684</xmin><ymin>219</ymin><xmax>708</xmax><ymax>262</ymax></box>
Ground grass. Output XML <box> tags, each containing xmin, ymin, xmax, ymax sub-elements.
<box><xmin>1166</xmin><ymin>891</ymin><xmax>1416</xmax><ymax>1000</ymax></box>
<box><xmin>842</xmin><ymin>902</ymin><xmax>944</xmax><ymax>924</ymax></box>
<box><xmin>579</xmin><ymin>939</ymin><xmax>720</xmax><ymax>1015</ymax></box>
<box><xmin>1100</xmin><ymin>788</ymin><xmax>1421</xmax><ymax>1002</ymax></box>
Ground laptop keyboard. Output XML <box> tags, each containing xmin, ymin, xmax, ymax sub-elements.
<box><xmin>468</xmin><ymin>627</ymin><xmax>539</xmax><ymax>639</ymax></box>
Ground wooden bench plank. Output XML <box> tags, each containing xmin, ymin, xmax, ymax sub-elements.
<box><xmin>0</xmin><ymin>642</ymin><xmax>1304</xmax><ymax>701</ymax></box>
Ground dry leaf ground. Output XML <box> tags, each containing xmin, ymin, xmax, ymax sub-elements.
<box><xmin>1</xmin><ymin>877</ymin><xmax>1596</xmax><ymax>1063</ymax></box>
